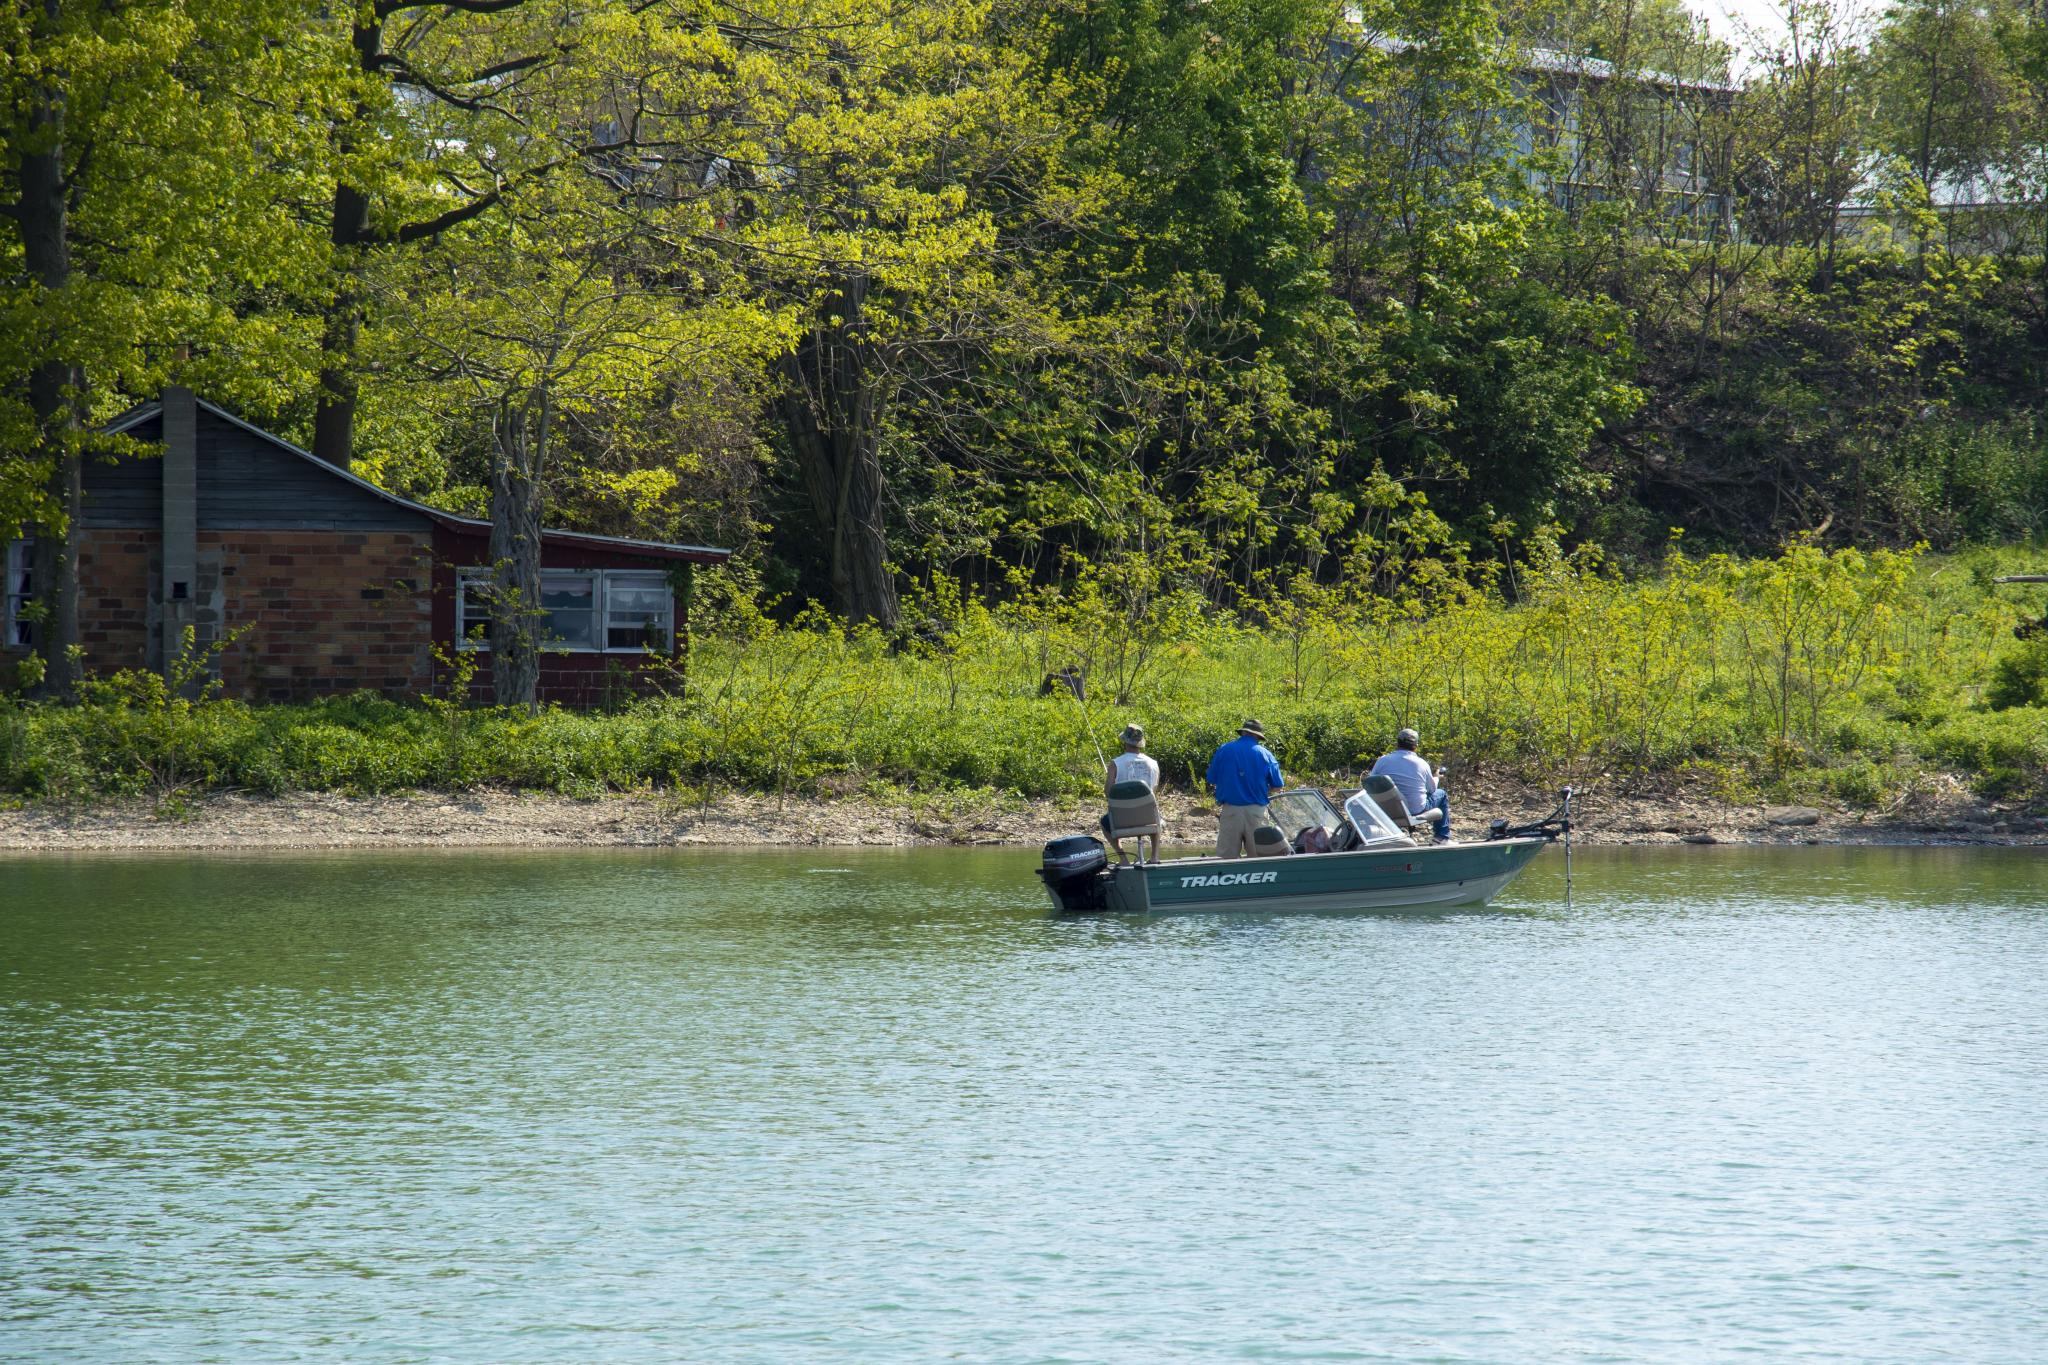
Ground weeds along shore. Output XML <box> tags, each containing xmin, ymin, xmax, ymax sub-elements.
<box><xmin>2</xmin><ymin>543</ymin><xmax>2044</xmax><ymax>814</ymax></box>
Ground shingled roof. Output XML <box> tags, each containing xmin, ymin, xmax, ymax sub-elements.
<box><xmin>104</xmin><ymin>396</ymin><xmax>731</xmax><ymax>565</ymax></box>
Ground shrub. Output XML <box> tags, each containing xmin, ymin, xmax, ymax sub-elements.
<box><xmin>1921</xmin><ymin>710</ymin><xmax>2048</xmax><ymax>802</ymax></box>
<box><xmin>1986</xmin><ymin>638</ymin><xmax>2048</xmax><ymax>712</ymax></box>
<box><xmin>1828</xmin><ymin>758</ymin><xmax>1890</xmax><ymax>807</ymax></box>
<box><xmin>0</xmin><ymin>545</ymin><xmax>2030</xmax><ymax>806</ymax></box>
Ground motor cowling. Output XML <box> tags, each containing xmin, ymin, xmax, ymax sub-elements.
<box><xmin>1039</xmin><ymin>836</ymin><xmax>1110</xmax><ymax>911</ymax></box>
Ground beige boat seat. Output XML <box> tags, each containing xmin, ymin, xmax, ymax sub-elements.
<box><xmin>1104</xmin><ymin>780</ymin><xmax>1162</xmax><ymax>841</ymax></box>
<box><xmin>1251</xmin><ymin>824</ymin><xmax>1292</xmax><ymax>857</ymax></box>
<box><xmin>1364</xmin><ymin>774</ymin><xmax>1420</xmax><ymax>833</ymax></box>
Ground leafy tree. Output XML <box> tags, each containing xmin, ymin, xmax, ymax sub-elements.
<box><xmin>0</xmin><ymin>0</ymin><xmax>327</xmax><ymax>694</ymax></box>
<box><xmin>1731</xmin><ymin>0</ymin><xmax>1869</xmax><ymax>271</ymax></box>
<box><xmin>749</xmin><ymin>0</ymin><xmax>1099</xmax><ymax>627</ymax></box>
<box><xmin>1867</xmin><ymin>0</ymin><xmax>2030</xmax><ymax>202</ymax></box>
<box><xmin>306</xmin><ymin>0</ymin><xmax>656</xmax><ymax>469</ymax></box>
<box><xmin>376</xmin><ymin>2</ymin><xmax>789</xmax><ymax>707</ymax></box>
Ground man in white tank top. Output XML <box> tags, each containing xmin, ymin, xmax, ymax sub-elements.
<box><xmin>1102</xmin><ymin>724</ymin><xmax>1163</xmax><ymax>863</ymax></box>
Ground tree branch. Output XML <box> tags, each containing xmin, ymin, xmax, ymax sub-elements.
<box><xmin>386</xmin><ymin>136</ymin><xmax>641</xmax><ymax>244</ymax></box>
<box><xmin>390</xmin><ymin>186</ymin><xmax>507</xmax><ymax>243</ymax></box>
<box><xmin>376</xmin><ymin>51</ymin><xmax>543</xmax><ymax>116</ymax></box>
<box><xmin>377</xmin><ymin>0</ymin><xmax>528</xmax><ymax>19</ymax></box>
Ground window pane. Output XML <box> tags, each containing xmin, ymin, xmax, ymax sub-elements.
<box><xmin>605</xmin><ymin>573</ymin><xmax>672</xmax><ymax>651</ymax></box>
<box><xmin>8</xmin><ymin>541</ymin><xmax>34</xmax><ymax>647</ymax></box>
<box><xmin>540</xmin><ymin>574</ymin><xmax>597</xmax><ymax>650</ymax></box>
<box><xmin>540</xmin><ymin>577</ymin><xmax>594</xmax><ymax>611</ymax></box>
<box><xmin>607</xmin><ymin>621</ymin><xmax>669</xmax><ymax>650</ymax></box>
<box><xmin>458</xmin><ymin>574</ymin><xmax>494</xmax><ymax>646</ymax></box>
<box><xmin>543</xmin><ymin>609</ymin><xmax>597</xmax><ymax>650</ymax></box>
<box><xmin>607</xmin><ymin>583</ymin><xmax>668</xmax><ymax>614</ymax></box>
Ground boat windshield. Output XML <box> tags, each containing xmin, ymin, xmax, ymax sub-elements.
<box><xmin>1341</xmin><ymin>789</ymin><xmax>1418</xmax><ymax>849</ymax></box>
<box><xmin>1267</xmin><ymin>789</ymin><xmax>1345</xmax><ymax>839</ymax></box>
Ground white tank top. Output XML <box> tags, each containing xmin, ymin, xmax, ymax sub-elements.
<box><xmin>1111</xmin><ymin>752</ymin><xmax>1159</xmax><ymax>789</ymax></box>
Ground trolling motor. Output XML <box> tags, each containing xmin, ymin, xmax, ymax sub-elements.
<box><xmin>1488</xmin><ymin>786</ymin><xmax>1576</xmax><ymax>904</ymax></box>
<box><xmin>1486</xmin><ymin>786</ymin><xmax>1575</xmax><ymax>842</ymax></box>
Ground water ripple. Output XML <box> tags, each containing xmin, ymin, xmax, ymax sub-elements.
<box><xmin>3</xmin><ymin>845</ymin><xmax>2046</xmax><ymax>1363</ymax></box>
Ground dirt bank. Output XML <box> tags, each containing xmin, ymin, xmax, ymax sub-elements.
<box><xmin>2</xmin><ymin>777</ymin><xmax>2041</xmax><ymax>852</ymax></box>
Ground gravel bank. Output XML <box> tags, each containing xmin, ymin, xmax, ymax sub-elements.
<box><xmin>2</xmin><ymin>779</ymin><xmax>2041</xmax><ymax>852</ymax></box>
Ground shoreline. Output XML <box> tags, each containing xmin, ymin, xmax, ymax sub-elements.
<box><xmin>2</xmin><ymin>780</ymin><xmax>2042</xmax><ymax>852</ymax></box>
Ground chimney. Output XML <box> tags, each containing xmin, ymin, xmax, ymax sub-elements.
<box><xmin>160</xmin><ymin>386</ymin><xmax>198</xmax><ymax>680</ymax></box>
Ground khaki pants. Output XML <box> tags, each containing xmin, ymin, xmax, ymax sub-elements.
<box><xmin>1215</xmin><ymin>803</ymin><xmax>1271</xmax><ymax>858</ymax></box>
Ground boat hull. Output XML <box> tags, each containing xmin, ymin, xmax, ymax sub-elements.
<box><xmin>1080</xmin><ymin>838</ymin><xmax>1549</xmax><ymax>914</ymax></box>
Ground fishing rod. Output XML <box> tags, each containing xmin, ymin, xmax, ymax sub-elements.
<box><xmin>1052</xmin><ymin>671</ymin><xmax>1110</xmax><ymax>773</ymax></box>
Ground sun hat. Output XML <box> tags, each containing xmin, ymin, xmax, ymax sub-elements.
<box><xmin>1120</xmin><ymin>724</ymin><xmax>1145</xmax><ymax>748</ymax></box>
<box><xmin>1240</xmin><ymin>719</ymin><xmax>1266</xmax><ymax>739</ymax></box>
<box><xmin>1396</xmin><ymin>727</ymin><xmax>1419</xmax><ymax>747</ymax></box>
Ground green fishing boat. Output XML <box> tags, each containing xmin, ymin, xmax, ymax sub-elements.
<box><xmin>1037</xmin><ymin>787</ymin><xmax>1566</xmax><ymax>914</ymax></box>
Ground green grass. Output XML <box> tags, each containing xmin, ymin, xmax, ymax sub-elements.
<box><xmin>3</xmin><ymin>544</ymin><xmax>2044</xmax><ymax>809</ymax></box>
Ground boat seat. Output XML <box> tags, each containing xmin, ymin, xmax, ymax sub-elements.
<box><xmin>1104</xmin><ymin>780</ymin><xmax>1162</xmax><ymax>839</ymax></box>
<box><xmin>1364</xmin><ymin>774</ymin><xmax>1420</xmax><ymax>833</ymax></box>
<box><xmin>1251</xmin><ymin>824</ymin><xmax>1292</xmax><ymax>857</ymax></box>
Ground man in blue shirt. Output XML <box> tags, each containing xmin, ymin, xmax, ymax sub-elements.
<box><xmin>1206</xmin><ymin>719</ymin><xmax>1285</xmax><ymax>858</ymax></box>
<box><xmin>1369</xmin><ymin>727</ymin><xmax>1450</xmax><ymax>841</ymax></box>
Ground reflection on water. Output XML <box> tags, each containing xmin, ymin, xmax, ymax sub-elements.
<box><xmin>4</xmin><ymin>844</ymin><xmax>2046</xmax><ymax>1364</ymax></box>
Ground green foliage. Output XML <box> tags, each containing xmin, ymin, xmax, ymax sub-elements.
<box><xmin>1866</xmin><ymin>0</ymin><xmax>2036</xmax><ymax>192</ymax></box>
<box><xmin>3</xmin><ymin>544</ymin><xmax>2039</xmax><ymax>808</ymax></box>
<box><xmin>2</xmin><ymin>0</ymin><xmax>2046</xmax><ymax>720</ymax></box>
<box><xmin>1921</xmin><ymin>707</ymin><xmax>2048</xmax><ymax>798</ymax></box>
<box><xmin>1376</xmin><ymin>202</ymin><xmax>1644</xmax><ymax>531</ymax></box>
<box><xmin>1986</xmin><ymin>637</ymin><xmax>2048</xmax><ymax>711</ymax></box>
<box><xmin>1827</xmin><ymin>758</ymin><xmax>1892</xmax><ymax>807</ymax></box>
<box><xmin>0</xmin><ymin>0</ymin><xmax>328</xmax><ymax>470</ymax></box>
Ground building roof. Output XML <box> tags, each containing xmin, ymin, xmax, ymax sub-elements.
<box><xmin>1840</xmin><ymin>153</ymin><xmax>2048</xmax><ymax>214</ymax></box>
<box><xmin>1357</xmin><ymin>30</ymin><xmax>1738</xmax><ymax>95</ymax></box>
<box><xmin>1517</xmin><ymin>42</ymin><xmax>1737</xmax><ymax>95</ymax></box>
<box><xmin>104</xmin><ymin>396</ymin><xmax>732</xmax><ymax>565</ymax></box>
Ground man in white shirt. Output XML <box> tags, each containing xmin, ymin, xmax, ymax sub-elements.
<box><xmin>1102</xmin><ymin>724</ymin><xmax>1163</xmax><ymax>863</ymax></box>
<box><xmin>1368</xmin><ymin>727</ymin><xmax>1450</xmax><ymax>841</ymax></box>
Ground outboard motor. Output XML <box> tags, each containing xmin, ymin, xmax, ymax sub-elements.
<box><xmin>1038</xmin><ymin>835</ymin><xmax>1111</xmax><ymax>911</ymax></box>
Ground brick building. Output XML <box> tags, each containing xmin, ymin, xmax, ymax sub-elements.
<box><xmin>2</xmin><ymin>388</ymin><xmax>730</xmax><ymax>705</ymax></box>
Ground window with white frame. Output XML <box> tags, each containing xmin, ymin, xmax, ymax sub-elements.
<box><xmin>456</xmin><ymin>568</ymin><xmax>673</xmax><ymax>654</ymax></box>
<box><xmin>456</xmin><ymin>571</ymin><xmax>495</xmax><ymax>647</ymax></box>
<box><xmin>603</xmin><ymin>571</ymin><xmax>673</xmax><ymax>650</ymax></box>
<box><xmin>540</xmin><ymin>574</ymin><xmax>598</xmax><ymax>651</ymax></box>
<box><xmin>4</xmin><ymin>540</ymin><xmax>32</xmax><ymax>649</ymax></box>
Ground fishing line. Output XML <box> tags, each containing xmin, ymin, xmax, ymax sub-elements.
<box><xmin>1056</xmin><ymin>674</ymin><xmax>1109</xmax><ymax>773</ymax></box>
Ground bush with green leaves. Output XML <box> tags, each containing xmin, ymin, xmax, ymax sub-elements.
<box><xmin>1986</xmin><ymin>637</ymin><xmax>2048</xmax><ymax>712</ymax></box>
<box><xmin>1</xmin><ymin>545</ymin><xmax>2041</xmax><ymax>809</ymax></box>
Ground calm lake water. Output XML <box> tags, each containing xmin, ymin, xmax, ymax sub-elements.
<box><xmin>5</xmin><ymin>844</ymin><xmax>2047</xmax><ymax>1363</ymax></box>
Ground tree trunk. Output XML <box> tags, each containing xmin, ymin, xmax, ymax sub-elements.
<box><xmin>777</xmin><ymin>273</ymin><xmax>899</xmax><ymax>628</ymax></box>
<box><xmin>488</xmin><ymin>390</ymin><xmax>549</xmax><ymax>712</ymax></box>
<box><xmin>21</xmin><ymin>1</ymin><xmax>83</xmax><ymax>698</ymax></box>
<box><xmin>310</xmin><ymin>18</ymin><xmax>385</xmax><ymax>470</ymax></box>
<box><xmin>312</xmin><ymin>186</ymin><xmax>369</xmax><ymax>468</ymax></box>
<box><xmin>29</xmin><ymin>439</ymin><xmax>82</xmax><ymax>698</ymax></box>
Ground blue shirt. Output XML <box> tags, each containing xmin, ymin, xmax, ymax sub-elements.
<box><xmin>1369</xmin><ymin>748</ymin><xmax>1436</xmax><ymax>815</ymax></box>
<box><xmin>1207</xmin><ymin>735</ymin><xmax>1284</xmax><ymax>807</ymax></box>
